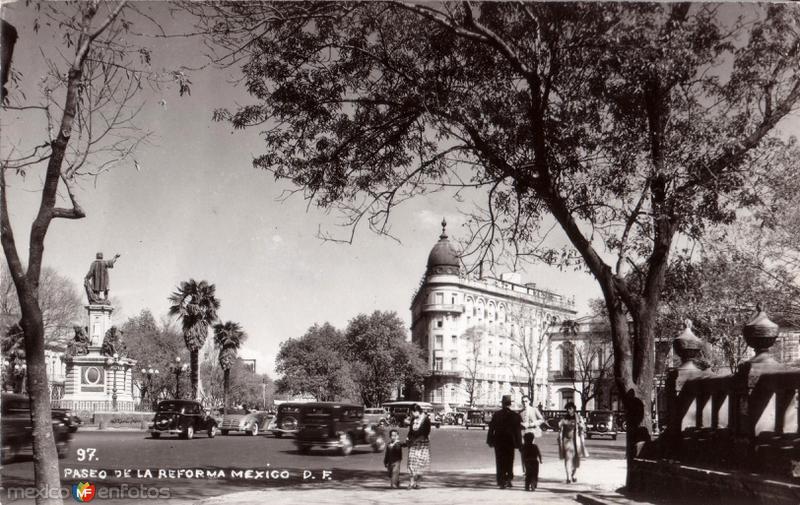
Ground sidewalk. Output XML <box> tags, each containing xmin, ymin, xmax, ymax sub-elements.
<box><xmin>196</xmin><ymin>459</ymin><xmax>657</xmax><ymax>505</ymax></box>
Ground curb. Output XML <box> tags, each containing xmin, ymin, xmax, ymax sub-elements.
<box><xmin>577</xmin><ymin>493</ymin><xmax>614</xmax><ymax>505</ymax></box>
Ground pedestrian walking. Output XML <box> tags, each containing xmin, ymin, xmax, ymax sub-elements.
<box><xmin>405</xmin><ymin>403</ymin><xmax>431</xmax><ymax>489</ymax></box>
<box><xmin>521</xmin><ymin>432</ymin><xmax>543</xmax><ymax>491</ymax></box>
<box><xmin>486</xmin><ymin>394</ymin><xmax>522</xmax><ymax>489</ymax></box>
<box><xmin>384</xmin><ymin>429</ymin><xmax>403</xmax><ymax>489</ymax></box>
<box><xmin>558</xmin><ymin>401</ymin><xmax>588</xmax><ymax>483</ymax></box>
<box><xmin>520</xmin><ymin>395</ymin><xmax>547</xmax><ymax>439</ymax></box>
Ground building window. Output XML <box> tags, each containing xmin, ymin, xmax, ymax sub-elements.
<box><xmin>434</xmin><ymin>357</ymin><xmax>443</xmax><ymax>370</ymax></box>
<box><xmin>561</xmin><ymin>342</ymin><xmax>575</xmax><ymax>376</ymax></box>
<box><xmin>435</xmin><ymin>292</ymin><xmax>444</xmax><ymax>304</ymax></box>
<box><xmin>436</xmin><ymin>318</ymin><xmax>443</xmax><ymax>328</ymax></box>
<box><xmin>451</xmin><ymin>335</ymin><xmax>457</xmax><ymax>347</ymax></box>
<box><xmin>435</xmin><ymin>335</ymin><xmax>443</xmax><ymax>349</ymax></box>
<box><xmin>450</xmin><ymin>358</ymin><xmax>457</xmax><ymax>370</ymax></box>
<box><xmin>451</xmin><ymin>294</ymin><xmax>456</xmax><ymax>305</ymax></box>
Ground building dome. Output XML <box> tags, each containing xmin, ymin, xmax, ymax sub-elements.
<box><xmin>426</xmin><ymin>219</ymin><xmax>460</xmax><ymax>276</ymax></box>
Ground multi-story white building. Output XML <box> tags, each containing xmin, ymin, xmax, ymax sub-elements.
<box><xmin>410</xmin><ymin>221</ymin><xmax>577</xmax><ymax>408</ymax></box>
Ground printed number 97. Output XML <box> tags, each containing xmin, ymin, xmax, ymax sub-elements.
<box><xmin>76</xmin><ymin>448</ymin><xmax>97</xmax><ymax>461</ymax></box>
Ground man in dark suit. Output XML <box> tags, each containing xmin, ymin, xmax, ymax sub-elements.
<box><xmin>487</xmin><ymin>394</ymin><xmax>523</xmax><ymax>488</ymax></box>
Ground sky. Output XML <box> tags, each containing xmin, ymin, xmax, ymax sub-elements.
<box><xmin>0</xmin><ymin>1</ymin><xmax>604</xmax><ymax>376</ymax></box>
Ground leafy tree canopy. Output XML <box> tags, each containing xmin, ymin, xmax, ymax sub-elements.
<box><xmin>275</xmin><ymin>322</ymin><xmax>356</xmax><ymax>402</ymax></box>
<box><xmin>193</xmin><ymin>2</ymin><xmax>800</xmax><ymax>452</ymax></box>
<box><xmin>343</xmin><ymin>310</ymin><xmax>425</xmax><ymax>407</ymax></box>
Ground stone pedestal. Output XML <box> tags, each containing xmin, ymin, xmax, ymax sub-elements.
<box><xmin>57</xmin><ymin>304</ymin><xmax>137</xmax><ymax>412</ymax></box>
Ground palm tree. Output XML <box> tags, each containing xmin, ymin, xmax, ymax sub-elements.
<box><xmin>213</xmin><ymin>321</ymin><xmax>247</xmax><ymax>415</ymax></box>
<box><xmin>168</xmin><ymin>279</ymin><xmax>220</xmax><ymax>400</ymax></box>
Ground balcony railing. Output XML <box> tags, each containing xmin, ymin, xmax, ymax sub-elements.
<box><xmin>422</xmin><ymin>303</ymin><xmax>465</xmax><ymax>314</ymax></box>
<box><xmin>548</xmin><ymin>370</ymin><xmax>576</xmax><ymax>381</ymax></box>
<box><xmin>427</xmin><ymin>369</ymin><xmax>462</xmax><ymax>379</ymax></box>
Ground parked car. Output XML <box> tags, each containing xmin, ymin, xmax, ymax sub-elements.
<box><xmin>148</xmin><ymin>400</ymin><xmax>218</xmax><ymax>439</ymax></box>
<box><xmin>363</xmin><ymin>407</ymin><xmax>389</xmax><ymax>426</ymax></box>
<box><xmin>294</xmin><ymin>402</ymin><xmax>386</xmax><ymax>456</ymax></box>
<box><xmin>1</xmin><ymin>393</ymin><xmax>72</xmax><ymax>463</ymax></box>
<box><xmin>382</xmin><ymin>401</ymin><xmax>441</xmax><ymax>428</ymax></box>
<box><xmin>543</xmin><ymin>409</ymin><xmax>567</xmax><ymax>431</ymax></box>
<box><xmin>585</xmin><ymin>410</ymin><xmax>618</xmax><ymax>440</ymax></box>
<box><xmin>52</xmin><ymin>408</ymin><xmax>82</xmax><ymax>433</ymax></box>
<box><xmin>465</xmin><ymin>409</ymin><xmax>491</xmax><ymax>429</ymax></box>
<box><xmin>271</xmin><ymin>402</ymin><xmax>305</xmax><ymax>437</ymax></box>
<box><xmin>220</xmin><ymin>409</ymin><xmax>273</xmax><ymax>436</ymax></box>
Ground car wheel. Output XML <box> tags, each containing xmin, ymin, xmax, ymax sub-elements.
<box><xmin>340</xmin><ymin>435</ymin><xmax>353</xmax><ymax>456</ymax></box>
<box><xmin>465</xmin><ymin>426</ymin><xmax>469</xmax><ymax>430</ymax></box>
<box><xmin>298</xmin><ymin>445</ymin><xmax>311</xmax><ymax>454</ymax></box>
<box><xmin>249</xmin><ymin>423</ymin><xmax>259</xmax><ymax>436</ymax></box>
<box><xmin>208</xmin><ymin>425</ymin><xmax>217</xmax><ymax>438</ymax></box>
<box><xmin>151</xmin><ymin>432</ymin><xmax>160</xmax><ymax>439</ymax></box>
<box><xmin>184</xmin><ymin>425</ymin><xmax>194</xmax><ymax>440</ymax></box>
<box><xmin>274</xmin><ymin>432</ymin><xmax>283</xmax><ymax>438</ymax></box>
<box><xmin>372</xmin><ymin>435</ymin><xmax>386</xmax><ymax>453</ymax></box>
<box><xmin>221</xmin><ymin>430</ymin><xmax>229</xmax><ymax>436</ymax></box>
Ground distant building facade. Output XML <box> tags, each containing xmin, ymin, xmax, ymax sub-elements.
<box><xmin>410</xmin><ymin>221</ymin><xmax>577</xmax><ymax>408</ymax></box>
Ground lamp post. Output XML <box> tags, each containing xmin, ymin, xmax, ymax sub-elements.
<box><xmin>140</xmin><ymin>367</ymin><xmax>159</xmax><ymax>410</ymax></box>
<box><xmin>171</xmin><ymin>357</ymin><xmax>188</xmax><ymax>399</ymax></box>
<box><xmin>106</xmin><ymin>353</ymin><xmax>123</xmax><ymax>411</ymax></box>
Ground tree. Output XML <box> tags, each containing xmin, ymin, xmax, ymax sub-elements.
<box><xmin>213</xmin><ymin>320</ymin><xmax>247</xmax><ymax>415</ymax></box>
<box><xmin>121</xmin><ymin>310</ymin><xmax>187</xmax><ymax>409</ymax></box>
<box><xmin>506</xmin><ymin>308</ymin><xmax>557</xmax><ymax>403</ymax></box>
<box><xmin>657</xmin><ymin>251</ymin><xmax>797</xmax><ymax>373</ymax></box>
<box><xmin>0</xmin><ymin>265</ymin><xmax>83</xmax><ymax>349</ymax></box>
<box><xmin>200</xmin><ymin>358</ymin><xmax>274</xmax><ymax>410</ymax></box>
<box><xmin>168</xmin><ymin>279</ymin><xmax>221</xmax><ymax>400</ymax></box>
<box><xmin>1</xmin><ymin>3</ymin><xmax>185</xmax><ymax>500</ymax></box>
<box><xmin>461</xmin><ymin>325</ymin><xmax>485</xmax><ymax>407</ymax></box>
<box><xmin>196</xmin><ymin>3</ymin><xmax>800</xmax><ymax>468</ymax></box>
<box><xmin>275</xmin><ymin>322</ymin><xmax>355</xmax><ymax>402</ymax></box>
<box><xmin>343</xmin><ymin>310</ymin><xmax>425</xmax><ymax>407</ymax></box>
<box><xmin>562</xmin><ymin>319</ymin><xmax>615</xmax><ymax>411</ymax></box>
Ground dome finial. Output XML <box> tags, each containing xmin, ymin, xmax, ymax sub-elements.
<box><xmin>440</xmin><ymin>218</ymin><xmax>448</xmax><ymax>239</ymax></box>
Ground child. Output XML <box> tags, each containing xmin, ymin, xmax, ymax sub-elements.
<box><xmin>522</xmin><ymin>431</ymin><xmax>543</xmax><ymax>491</ymax></box>
<box><xmin>384</xmin><ymin>429</ymin><xmax>403</xmax><ymax>488</ymax></box>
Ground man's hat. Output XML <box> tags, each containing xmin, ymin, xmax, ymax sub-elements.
<box><xmin>501</xmin><ymin>395</ymin><xmax>512</xmax><ymax>406</ymax></box>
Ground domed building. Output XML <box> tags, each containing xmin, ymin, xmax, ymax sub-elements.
<box><xmin>409</xmin><ymin>220</ymin><xmax>578</xmax><ymax>409</ymax></box>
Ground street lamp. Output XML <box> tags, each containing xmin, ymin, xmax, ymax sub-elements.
<box><xmin>170</xmin><ymin>357</ymin><xmax>188</xmax><ymax>399</ymax></box>
<box><xmin>106</xmin><ymin>353</ymin><xmax>123</xmax><ymax>411</ymax></box>
<box><xmin>140</xmin><ymin>367</ymin><xmax>159</xmax><ymax>410</ymax></box>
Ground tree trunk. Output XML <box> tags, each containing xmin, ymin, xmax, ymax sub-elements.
<box><xmin>190</xmin><ymin>351</ymin><xmax>199</xmax><ymax>400</ymax></box>
<box><xmin>222</xmin><ymin>368</ymin><xmax>229</xmax><ymax>416</ymax></box>
<box><xmin>20</xmin><ymin>298</ymin><xmax>62</xmax><ymax>505</ymax></box>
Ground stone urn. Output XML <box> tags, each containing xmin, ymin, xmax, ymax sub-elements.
<box><xmin>673</xmin><ymin>320</ymin><xmax>702</xmax><ymax>369</ymax></box>
<box><xmin>742</xmin><ymin>303</ymin><xmax>778</xmax><ymax>363</ymax></box>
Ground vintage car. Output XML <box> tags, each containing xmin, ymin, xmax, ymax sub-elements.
<box><xmin>293</xmin><ymin>402</ymin><xmax>386</xmax><ymax>456</ymax></box>
<box><xmin>363</xmin><ymin>407</ymin><xmax>389</xmax><ymax>426</ymax></box>
<box><xmin>220</xmin><ymin>409</ymin><xmax>273</xmax><ymax>436</ymax></box>
<box><xmin>465</xmin><ymin>409</ymin><xmax>492</xmax><ymax>430</ymax></box>
<box><xmin>271</xmin><ymin>402</ymin><xmax>305</xmax><ymax>437</ymax></box>
<box><xmin>382</xmin><ymin>401</ymin><xmax>442</xmax><ymax>428</ymax></box>
<box><xmin>585</xmin><ymin>410</ymin><xmax>619</xmax><ymax>440</ymax></box>
<box><xmin>149</xmin><ymin>400</ymin><xmax>218</xmax><ymax>439</ymax></box>
<box><xmin>52</xmin><ymin>408</ymin><xmax>82</xmax><ymax>433</ymax></box>
<box><xmin>1</xmin><ymin>393</ymin><xmax>72</xmax><ymax>463</ymax></box>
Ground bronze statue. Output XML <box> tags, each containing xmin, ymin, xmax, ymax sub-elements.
<box><xmin>66</xmin><ymin>326</ymin><xmax>91</xmax><ymax>357</ymax></box>
<box><xmin>84</xmin><ymin>252</ymin><xmax>120</xmax><ymax>304</ymax></box>
<box><xmin>101</xmin><ymin>326</ymin><xmax>125</xmax><ymax>357</ymax></box>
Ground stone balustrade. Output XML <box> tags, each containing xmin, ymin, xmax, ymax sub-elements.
<box><xmin>632</xmin><ymin>308</ymin><xmax>800</xmax><ymax>504</ymax></box>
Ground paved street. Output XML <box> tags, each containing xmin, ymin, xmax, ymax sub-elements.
<box><xmin>1</xmin><ymin>428</ymin><xmax>627</xmax><ymax>503</ymax></box>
